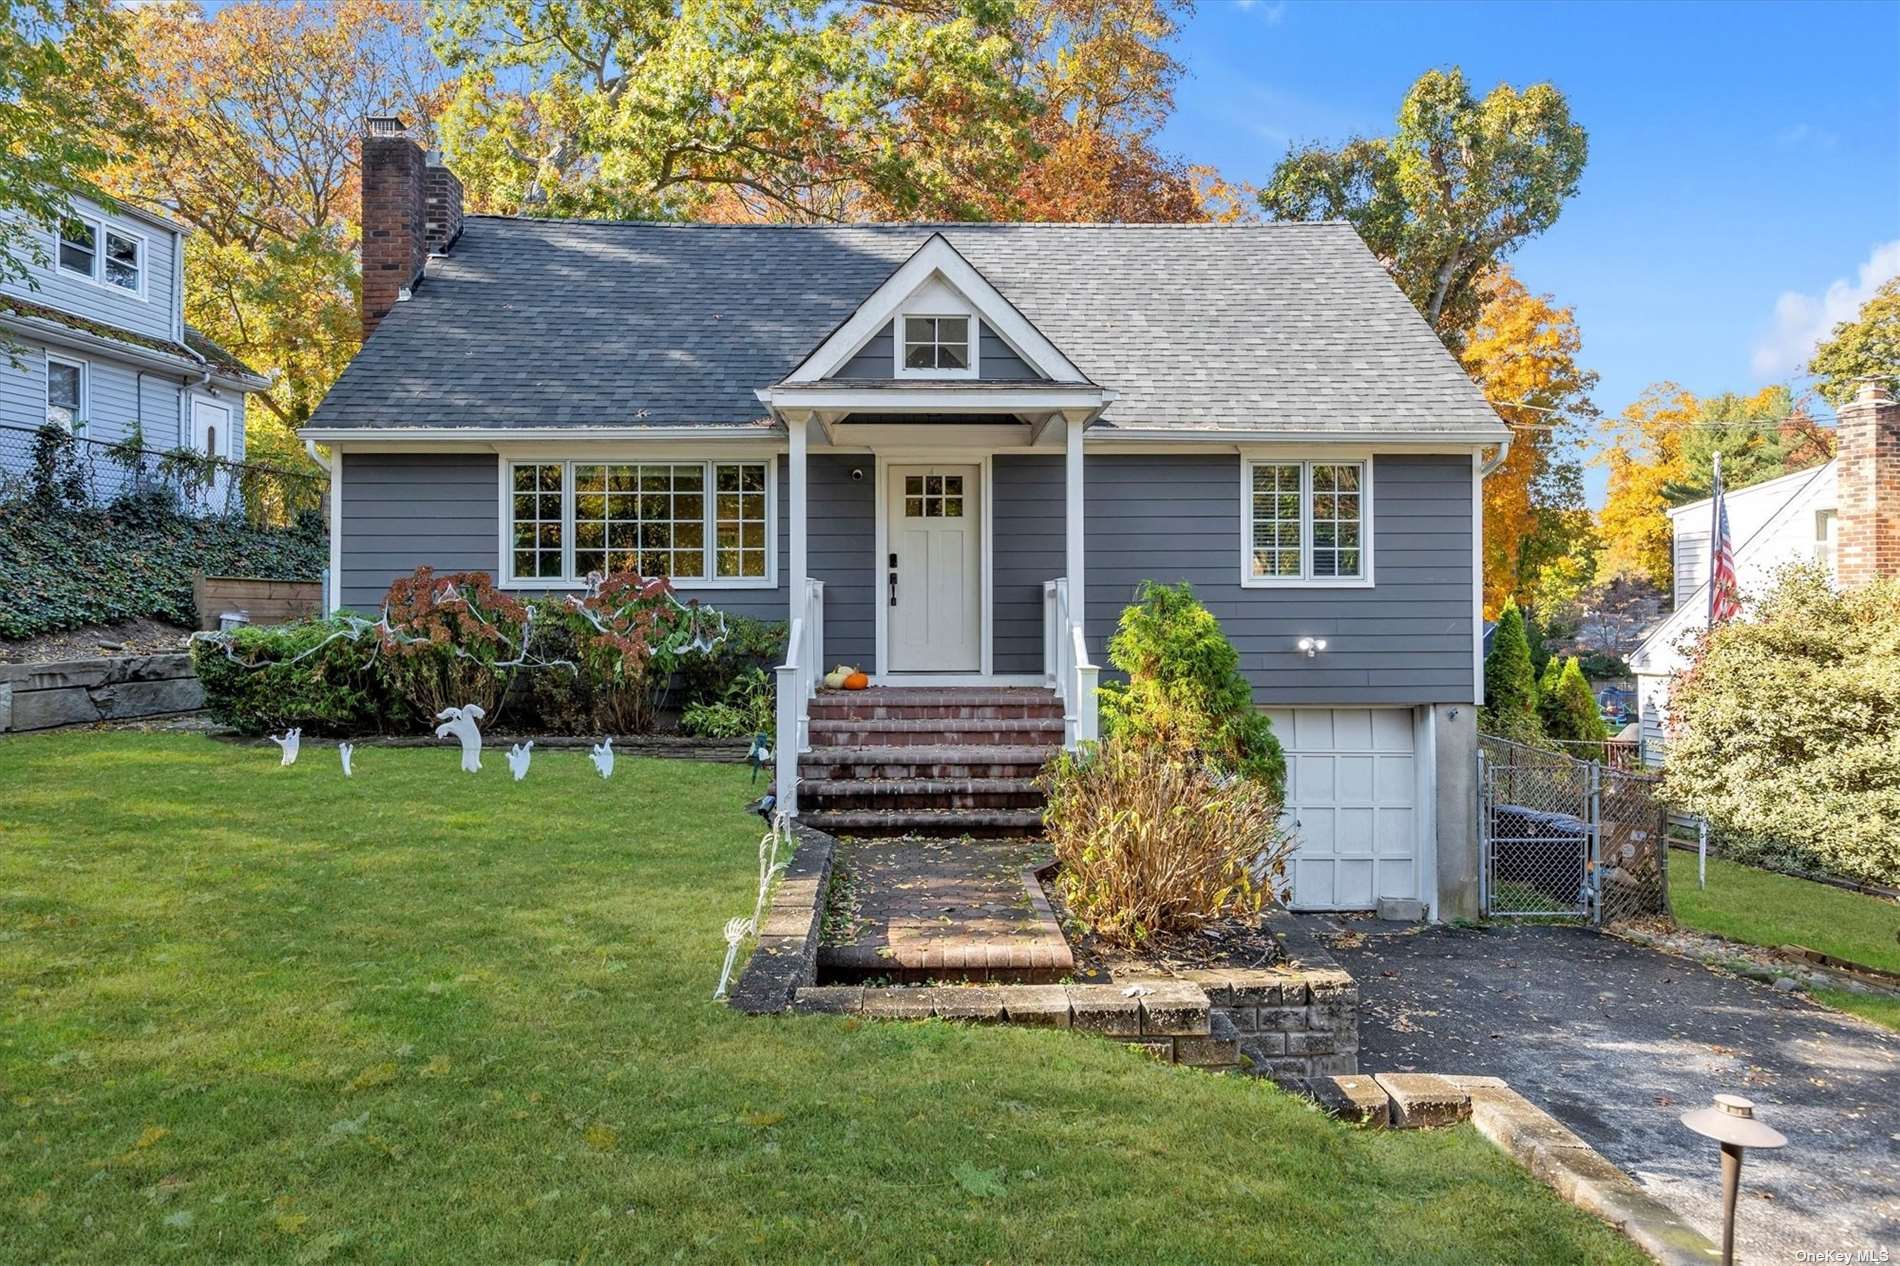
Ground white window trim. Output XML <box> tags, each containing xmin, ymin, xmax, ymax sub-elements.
<box><xmin>893</xmin><ymin>313</ymin><xmax>980</xmax><ymax>380</ymax></box>
<box><xmin>45</xmin><ymin>352</ymin><xmax>87</xmax><ymax>432</ymax></box>
<box><xmin>1238</xmin><ymin>456</ymin><xmax>1375</xmax><ymax>589</ymax></box>
<box><xmin>54</xmin><ymin>215</ymin><xmax>147</xmax><ymax>301</ymax></box>
<box><xmin>497</xmin><ymin>456</ymin><xmax>778</xmax><ymax>591</ymax></box>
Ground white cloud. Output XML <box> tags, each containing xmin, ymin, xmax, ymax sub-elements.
<box><xmin>1750</xmin><ymin>239</ymin><xmax>1900</xmax><ymax>379</ymax></box>
<box><xmin>1233</xmin><ymin>0</ymin><xmax>1287</xmax><ymax>22</ymax></box>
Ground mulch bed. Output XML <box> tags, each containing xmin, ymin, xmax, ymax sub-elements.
<box><xmin>0</xmin><ymin>617</ymin><xmax>196</xmax><ymax>665</ymax></box>
<box><xmin>1039</xmin><ymin>867</ymin><xmax>1285</xmax><ymax>983</ymax></box>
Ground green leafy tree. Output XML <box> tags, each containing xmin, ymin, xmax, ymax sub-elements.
<box><xmin>1481</xmin><ymin>599</ymin><xmax>1540</xmax><ymax>741</ymax></box>
<box><xmin>1545</xmin><ymin>658</ymin><xmax>1606</xmax><ymax>745</ymax></box>
<box><xmin>1664</xmin><ymin>564</ymin><xmax>1900</xmax><ymax>886</ymax></box>
<box><xmin>1097</xmin><ymin>580</ymin><xmax>1286</xmax><ymax>794</ymax></box>
<box><xmin>1663</xmin><ymin>386</ymin><xmax>1832</xmax><ymax>505</ymax></box>
<box><xmin>430</xmin><ymin>0</ymin><xmax>1037</xmax><ymax>221</ymax></box>
<box><xmin>0</xmin><ymin>0</ymin><xmax>145</xmax><ymax>299</ymax></box>
<box><xmin>1258</xmin><ymin>67</ymin><xmax>1588</xmax><ymax>347</ymax></box>
<box><xmin>1535</xmin><ymin>654</ymin><xmax>1562</xmax><ymax>733</ymax></box>
<box><xmin>1810</xmin><ymin>276</ymin><xmax>1900</xmax><ymax>408</ymax></box>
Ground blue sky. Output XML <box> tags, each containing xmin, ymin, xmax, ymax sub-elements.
<box><xmin>1160</xmin><ymin>0</ymin><xmax>1900</xmax><ymax>503</ymax></box>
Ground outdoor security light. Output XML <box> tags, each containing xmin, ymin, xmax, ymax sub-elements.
<box><xmin>1297</xmin><ymin>637</ymin><xmax>1327</xmax><ymax>657</ymax></box>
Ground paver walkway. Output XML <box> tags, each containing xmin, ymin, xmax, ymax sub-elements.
<box><xmin>1329</xmin><ymin>921</ymin><xmax>1899</xmax><ymax>1261</ymax></box>
<box><xmin>818</xmin><ymin>838</ymin><xmax>1072</xmax><ymax>982</ymax></box>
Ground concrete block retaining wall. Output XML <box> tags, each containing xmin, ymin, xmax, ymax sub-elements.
<box><xmin>0</xmin><ymin>653</ymin><xmax>202</xmax><ymax>733</ymax></box>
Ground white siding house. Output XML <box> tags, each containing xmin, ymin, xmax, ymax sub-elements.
<box><xmin>1629</xmin><ymin>462</ymin><xmax>1838</xmax><ymax>765</ymax></box>
<box><xmin>0</xmin><ymin>196</ymin><xmax>267</xmax><ymax>484</ymax></box>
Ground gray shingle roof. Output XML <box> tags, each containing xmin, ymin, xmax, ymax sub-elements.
<box><xmin>308</xmin><ymin>218</ymin><xmax>1505</xmax><ymax>436</ymax></box>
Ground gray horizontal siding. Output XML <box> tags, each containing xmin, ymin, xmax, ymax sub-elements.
<box><xmin>1083</xmin><ymin>453</ymin><xmax>1475</xmax><ymax>706</ymax></box>
<box><xmin>808</xmin><ymin>455</ymin><xmax>874</xmax><ymax>669</ymax></box>
<box><xmin>834</xmin><ymin>320</ymin><xmax>1045</xmax><ymax>381</ymax></box>
<box><xmin>337</xmin><ymin>451</ymin><xmax>798</xmax><ymax>628</ymax></box>
<box><xmin>993</xmin><ymin>454</ymin><xmax>1064</xmax><ymax>673</ymax></box>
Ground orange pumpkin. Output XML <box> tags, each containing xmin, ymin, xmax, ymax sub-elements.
<box><xmin>843</xmin><ymin>671</ymin><xmax>870</xmax><ymax>690</ymax></box>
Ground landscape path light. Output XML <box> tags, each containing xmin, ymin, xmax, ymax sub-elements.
<box><xmin>1679</xmin><ymin>1093</ymin><xmax>1786</xmax><ymax>1266</ymax></box>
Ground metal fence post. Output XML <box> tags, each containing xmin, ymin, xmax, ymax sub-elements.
<box><xmin>1477</xmin><ymin>748</ymin><xmax>1490</xmax><ymax>917</ymax></box>
<box><xmin>1587</xmin><ymin>759</ymin><xmax>1603</xmax><ymax>926</ymax></box>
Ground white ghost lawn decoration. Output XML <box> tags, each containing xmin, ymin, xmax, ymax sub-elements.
<box><xmin>434</xmin><ymin>704</ymin><xmax>487</xmax><ymax>773</ymax></box>
<box><xmin>270</xmin><ymin>728</ymin><xmax>301</xmax><ymax>766</ymax></box>
<box><xmin>339</xmin><ymin>742</ymin><xmax>355</xmax><ymax>777</ymax></box>
<box><xmin>507</xmin><ymin>741</ymin><xmax>533</xmax><ymax>782</ymax></box>
<box><xmin>589</xmin><ymin>737</ymin><xmax>615</xmax><ymax>780</ymax></box>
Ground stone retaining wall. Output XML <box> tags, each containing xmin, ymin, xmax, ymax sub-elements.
<box><xmin>0</xmin><ymin>653</ymin><xmax>202</xmax><ymax>734</ymax></box>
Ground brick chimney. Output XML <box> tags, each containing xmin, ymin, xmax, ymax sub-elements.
<box><xmin>360</xmin><ymin>115</ymin><xmax>462</xmax><ymax>341</ymax></box>
<box><xmin>1835</xmin><ymin>379</ymin><xmax>1900</xmax><ymax>588</ymax></box>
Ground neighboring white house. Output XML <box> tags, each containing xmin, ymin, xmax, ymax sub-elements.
<box><xmin>1628</xmin><ymin>462</ymin><xmax>1838</xmax><ymax>766</ymax></box>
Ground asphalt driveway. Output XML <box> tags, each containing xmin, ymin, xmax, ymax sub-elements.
<box><xmin>1327</xmin><ymin>922</ymin><xmax>1899</xmax><ymax>1262</ymax></box>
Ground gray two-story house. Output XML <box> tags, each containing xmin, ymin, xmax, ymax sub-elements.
<box><xmin>0</xmin><ymin>195</ymin><xmax>267</xmax><ymax>492</ymax></box>
<box><xmin>304</xmin><ymin>119</ymin><xmax>1510</xmax><ymax>918</ymax></box>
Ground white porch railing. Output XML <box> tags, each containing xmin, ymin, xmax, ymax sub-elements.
<box><xmin>774</xmin><ymin>577</ymin><xmax>825</xmax><ymax>817</ymax></box>
<box><xmin>1042</xmin><ymin>577</ymin><xmax>1099</xmax><ymax>749</ymax></box>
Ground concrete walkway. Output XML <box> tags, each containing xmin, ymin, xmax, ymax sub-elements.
<box><xmin>1329</xmin><ymin>922</ymin><xmax>1899</xmax><ymax>1262</ymax></box>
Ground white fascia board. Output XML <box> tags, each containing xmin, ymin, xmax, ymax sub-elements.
<box><xmin>759</xmin><ymin>384</ymin><xmax>1107</xmax><ymax>413</ymax></box>
<box><xmin>297</xmin><ymin>425</ymin><xmax>777</xmax><ymax>444</ymax></box>
<box><xmin>1092</xmin><ymin>428</ymin><xmax>1506</xmax><ymax>449</ymax></box>
<box><xmin>783</xmin><ymin>234</ymin><xmax>1088</xmax><ymax>385</ymax></box>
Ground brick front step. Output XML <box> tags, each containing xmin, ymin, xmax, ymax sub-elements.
<box><xmin>801</xmin><ymin>808</ymin><xmax>1044</xmax><ymax>838</ymax></box>
<box><xmin>801</xmin><ymin>777</ymin><xmax>1044</xmax><ymax>812</ymax></box>
<box><xmin>809</xmin><ymin>688</ymin><xmax>1064</xmax><ymax>723</ymax></box>
<box><xmin>809</xmin><ymin>717</ymin><xmax>1065</xmax><ymax>747</ymax></box>
<box><xmin>799</xmin><ymin>744</ymin><xmax>1057</xmax><ymax>782</ymax></box>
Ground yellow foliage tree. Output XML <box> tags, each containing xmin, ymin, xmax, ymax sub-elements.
<box><xmin>1595</xmin><ymin>384</ymin><xmax>1695</xmax><ymax>589</ymax></box>
<box><xmin>1460</xmin><ymin>271</ymin><xmax>1597</xmax><ymax>617</ymax></box>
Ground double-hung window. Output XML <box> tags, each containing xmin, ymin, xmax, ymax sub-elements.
<box><xmin>56</xmin><ymin>217</ymin><xmax>143</xmax><ymax>296</ymax></box>
<box><xmin>1242</xmin><ymin>459</ymin><xmax>1371</xmax><ymax>585</ymax></box>
<box><xmin>46</xmin><ymin>355</ymin><xmax>86</xmax><ymax>430</ymax></box>
<box><xmin>506</xmin><ymin>459</ymin><xmax>773</xmax><ymax>587</ymax></box>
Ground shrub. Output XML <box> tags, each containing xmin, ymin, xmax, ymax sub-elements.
<box><xmin>1482</xmin><ymin>599</ymin><xmax>1541</xmax><ymax>742</ymax></box>
<box><xmin>377</xmin><ymin>568</ymin><xmax>530</xmax><ymax>724</ymax></box>
<box><xmin>1664</xmin><ymin>564</ymin><xmax>1900</xmax><ymax>887</ymax></box>
<box><xmin>1545</xmin><ymin>658</ymin><xmax>1607</xmax><ymax>744</ymax></box>
<box><xmin>673</xmin><ymin>613</ymin><xmax>787</xmax><ymax>706</ymax></box>
<box><xmin>545</xmin><ymin>572</ymin><xmax>700</xmax><ymax>734</ymax></box>
<box><xmin>1096</xmin><ymin>580</ymin><xmax>1286</xmax><ymax>794</ymax></box>
<box><xmin>192</xmin><ymin>617</ymin><xmax>401</xmax><ymax>736</ymax></box>
<box><xmin>1040</xmin><ymin>739</ymin><xmax>1293</xmax><ymax>945</ymax></box>
<box><xmin>680</xmin><ymin>666</ymin><xmax>775</xmax><ymax>738</ymax></box>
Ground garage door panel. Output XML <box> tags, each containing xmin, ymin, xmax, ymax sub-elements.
<box><xmin>1280</xmin><ymin>707</ymin><xmax>1420</xmax><ymax>912</ymax></box>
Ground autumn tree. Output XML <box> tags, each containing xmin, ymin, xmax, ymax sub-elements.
<box><xmin>1594</xmin><ymin>384</ymin><xmax>1695</xmax><ymax>590</ymax></box>
<box><xmin>102</xmin><ymin>0</ymin><xmax>445</xmax><ymax>466</ymax></box>
<box><xmin>1258</xmin><ymin>67</ymin><xmax>1587</xmax><ymax>348</ymax></box>
<box><xmin>0</xmin><ymin>0</ymin><xmax>145</xmax><ymax>295</ymax></box>
<box><xmin>430</xmin><ymin>0</ymin><xmax>1036</xmax><ymax>222</ymax></box>
<box><xmin>1810</xmin><ymin>275</ymin><xmax>1900</xmax><ymax>407</ymax></box>
<box><xmin>1460</xmin><ymin>270</ymin><xmax>1596</xmax><ymax>616</ymax></box>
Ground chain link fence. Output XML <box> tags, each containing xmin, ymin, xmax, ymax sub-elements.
<box><xmin>0</xmin><ymin>421</ymin><xmax>327</xmax><ymax>528</ymax></box>
<box><xmin>1480</xmin><ymin>734</ymin><xmax>1671</xmax><ymax>925</ymax></box>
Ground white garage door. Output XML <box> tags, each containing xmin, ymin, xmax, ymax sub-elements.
<box><xmin>1267</xmin><ymin>708</ymin><xmax>1418</xmax><ymax>911</ymax></box>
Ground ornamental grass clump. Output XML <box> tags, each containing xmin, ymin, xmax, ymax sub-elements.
<box><xmin>1040</xmin><ymin>741</ymin><xmax>1293</xmax><ymax>946</ymax></box>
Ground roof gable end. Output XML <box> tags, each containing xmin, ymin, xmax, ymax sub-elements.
<box><xmin>785</xmin><ymin>233</ymin><xmax>1087</xmax><ymax>385</ymax></box>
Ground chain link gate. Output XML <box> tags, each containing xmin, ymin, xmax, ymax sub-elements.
<box><xmin>1479</xmin><ymin>736</ymin><xmax>1671</xmax><ymax>924</ymax></box>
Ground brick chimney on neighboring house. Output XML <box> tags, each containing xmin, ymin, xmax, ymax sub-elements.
<box><xmin>1834</xmin><ymin>379</ymin><xmax>1900</xmax><ymax>588</ymax></box>
<box><xmin>360</xmin><ymin>115</ymin><xmax>463</xmax><ymax>341</ymax></box>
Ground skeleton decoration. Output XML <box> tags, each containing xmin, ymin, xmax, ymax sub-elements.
<box><xmin>338</xmin><ymin>742</ymin><xmax>355</xmax><ymax>777</ymax></box>
<box><xmin>589</xmin><ymin>737</ymin><xmax>615</xmax><ymax>779</ymax></box>
<box><xmin>713</xmin><ymin>916</ymin><xmax>754</xmax><ymax>1001</ymax></box>
<box><xmin>507</xmin><ymin>741</ymin><xmax>533</xmax><ymax>782</ymax></box>
<box><xmin>434</xmin><ymin>704</ymin><xmax>486</xmax><ymax>773</ymax></box>
<box><xmin>751</xmin><ymin>813</ymin><xmax>791</xmax><ymax>930</ymax></box>
<box><xmin>270</xmin><ymin>729</ymin><xmax>301</xmax><ymax>766</ymax></box>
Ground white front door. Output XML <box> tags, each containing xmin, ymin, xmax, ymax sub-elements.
<box><xmin>887</xmin><ymin>464</ymin><xmax>980</xmax><ymax>672</ymax></box>
<box><xmin>191</xmin><ymin>398</ymin><xmax>229</xmax><ymax>458</ymax></box>
<box><xmin>1267</xmin><ymin>708</ymin><xmax>1420</xmax><ymax>911</ymax></box>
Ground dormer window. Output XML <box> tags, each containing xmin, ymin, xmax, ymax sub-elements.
<box><xmin>901</xmin><ymin>315</ymin><xmax>973</xmax><ymax>375</ymax></box>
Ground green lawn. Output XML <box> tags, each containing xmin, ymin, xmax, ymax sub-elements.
<box><xmin>0</xmin><ymin>732</ymin><xmax>1646</xmax><ymax>1265</ymax></box>
<box><xmin>1668</xmin><ymin>853</ymin><xmax>1900</xmax><ymax>975</ymax></box>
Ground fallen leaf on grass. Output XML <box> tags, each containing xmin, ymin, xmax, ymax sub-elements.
<box><xmin>420</xmin><ymin>1055</ymin><xmax>452</xmax><ymax>1078</ymax></box>
<box><xmin>951</xmin><ymin>1163</ymin><xmax>1006</xmax><ymax>1199</ymax></box>
<box><xmin>135</xmin><ymin>1126</ymin><xmax>169</xmax><ymax>1149</ymax></box>
<box><xmin>583</xmin><ymin>1123</ymin><xmax>619</xmax><ymax>1153</ymax></box>
<box><xmin>344</xmin><ymin>1062</ymin><xmax>398</xmax><ymax>1093</ymax></box>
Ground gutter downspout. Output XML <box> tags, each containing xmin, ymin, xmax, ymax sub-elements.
<box><xmin>1479</xmin><ymin>435</ymin><xmax>1513</xmax><ymax>477</ymax></box>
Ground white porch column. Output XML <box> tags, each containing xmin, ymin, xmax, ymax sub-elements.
<box><xmin>787</xmin><ymin>412</ymin><xmax>808</xmax><ymax>601</ymax></box>
<box><xmin>1064</xmin><ymin>411</ymin><xmax>1086</xmax><ymax>618</ymax></box>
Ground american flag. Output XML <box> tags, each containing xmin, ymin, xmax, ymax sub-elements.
<box><xmin>1708</xmin><ymin>451</ymin><xmax>1741</xmax><ymax>625</ymax></box>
